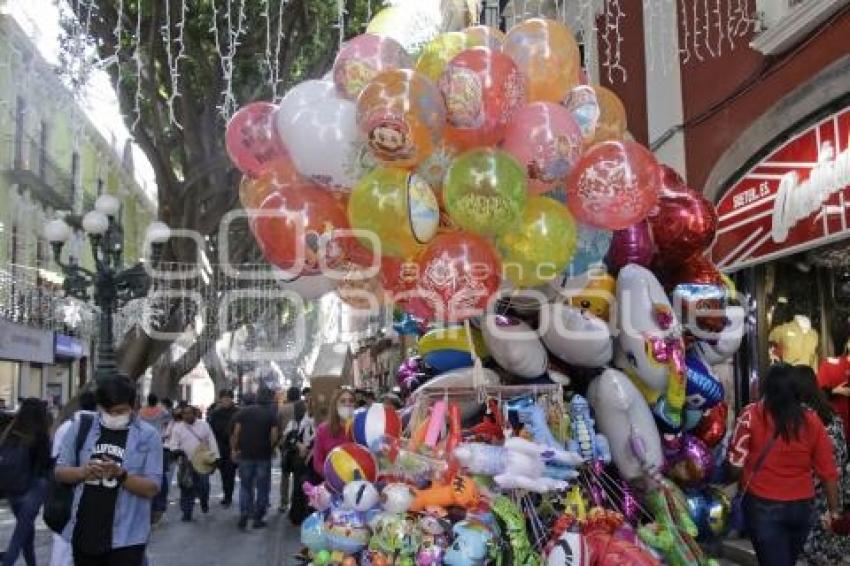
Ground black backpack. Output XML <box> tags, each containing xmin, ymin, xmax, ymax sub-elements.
<box><xmin>0</xmin><ymin>420</ymin><xmax>33</xmax><ymax>497</ymax></box>
<box><xmin>43</xmin><ymin>413</ymin><xmax>94</xmax><ymax>534</ymax></box>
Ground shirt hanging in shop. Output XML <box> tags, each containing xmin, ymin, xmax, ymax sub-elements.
<box><xmin>768</xmin><ymin>318</ymin><xmax>819</xmax><ymax>369</ymax></box>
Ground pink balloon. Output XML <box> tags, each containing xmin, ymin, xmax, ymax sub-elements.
<box><xmin>332</xmin><ymin>34</ymin><xmax>412</xmax><ymax>100</ymax></box>
<box><xmin>225</xmin><ymin>102</ymin><xmax>288</xmax><ymax>178</ymax></box>
<box><xmin>606</xmin><ymin>220</ymin><xmax>654</xmax><ymax>273</ymax></box>
<box><xmin>502</xmin><ymin>102</ymin><xmax>583</xmax><ymax>195</ymax></box>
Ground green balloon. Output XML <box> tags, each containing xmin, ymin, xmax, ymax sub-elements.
<box><xmin>444</xmin><ymin>148</ymin><xmax>528</xmax><ymax>237</ymax></box>
<box><xmin>313</xmin><ymin>550</ymin><xmax>331</xmax><ymax>566</ymax></box>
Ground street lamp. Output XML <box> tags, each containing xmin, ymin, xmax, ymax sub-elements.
<box><xmin>45</xmin><ymin>201</ymin><xmax>169</xmax><ymax>383</ymax></box>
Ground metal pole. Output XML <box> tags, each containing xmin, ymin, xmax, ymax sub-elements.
<box><xmin>94</xmin><ymin>269</ymin><xmax>117</xmax><ymax>382</ymax></box>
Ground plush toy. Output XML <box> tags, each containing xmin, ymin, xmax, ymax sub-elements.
<box><xmin>512</xmin><ymin>399</ymin><xmax>564</xmax><ymax>450</ymax></box>
<box><xmin>453</xmin><ymin>437</ymin><xmax>582</xmax><ymax>493</ymax></box>
<box><xmin>491</xmin><ymin>495</ymin><xmax>543</xmax><ymax>566</ymax></box>
<box><xmin>567</xmin><ymin>395</ymin><xmax>611</xmax><ymax>463</ymax></box>
<box><xmin>410</xmin><ymin>475</ymin><xmax>480</xmax><ymax>512</ymax></box>
<box><xmin>444</xmin><ymin>519</ymin><xmax>497</xmax><ymax>566</ymax></box>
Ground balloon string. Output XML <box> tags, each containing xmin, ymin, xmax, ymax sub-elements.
<box><xmin>463</xmin><ymin>318</ymin><xmax>486</xmax><ymax>403</ymax></box>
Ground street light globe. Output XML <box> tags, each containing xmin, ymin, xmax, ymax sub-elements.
<box><xmin>82</xmin><ymin>210</ymin><xmax>109</xmax><ymax>235</ymax></box>
<box><xmin>44</xmin><ymin>219</ymin><xmax>72</xmax><ymax>243</ymax></box>
<box><xmin>95</xmin><ymin>194</ymin><xmax>121</xmax><ymax>217</ymax></box>
<box><xmin>146</xmin><ymin>221</ymin><xmax>171</xmax><ymax>244</ymax></box>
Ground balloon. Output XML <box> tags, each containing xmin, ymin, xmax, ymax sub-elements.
<box><xmin>587</xmin><ymin>368</ymin><xmax>664</xmax><ymax>481</ymax></box>
<box><xmin>416</xmin><ymin>140</ymin><xmax>460</xmax><ymax>192</ymax></box>
<box><xmin>481</xmin><ymin>315</ymin><xmax>548</xmax><ymax>379</ymax></box>
<box><xmin>463</xmin><ymin>25</ymin><xmax>505</xmax><ymax>49</ymax></box>
<box><xmin>552</xmin><ymin>268</ymin><xmax>616</xmax><ymax>322</ymax></box>
<box><xmin>439</xmin><ymin>47</ymin><xmax>526</xmax><ymax>149</ymax></box>
<box><xmin>547</xmin><ymin>532</ymin><xmax>589</xmax><ymax>566</ymax></box>
<box><xmin>336</xmin><ymin>262</ymin><xmax>387</xmax><ymax>310</ymax></box>
<box><xmin>303</xmin><ymin>481</ymin><xmax>334</xmax><ymax>512</ymax></box>
<box><xmin>323</xmin><ymin>443</ymin><xmax>378</xmax><ymax>493</ymax></box>
<box><xmin>669</xmin><ymin>283</ymin><xmax>728</xmax><ymax>339</ymax></box>
<box><xmin>585</xmin><ymin>532</ymin><xmax>662</xmax><ymax>566</ymax></box>
<box><xmin>341</xmin><ymin>480</ymin><xmax>380</xmax><ymax>512</ymax></box>
<box><xmin>277</xmin><ymin>94</ymin><xmax>372</xmax><ymax>191</ymax></box>
<box><xmin>357</xmin><ymin>69</ymin><xmax>446</xmax><ymax>169</ymax></box>
<box><xmin>684</xmin><ymin>487</ymin><xmax>730</xmax><ymax>542</ymax></box>
<box><xmin>443</xmin><ymin>519</ymin><xmax>495</xmax><ymax>566</ymax></box>
<box><xmin>252</xmin><ymin>183</ymin><xmax>353</xmax><ymax>275</ymax></box>
<box><xmin>503</xmin><ymin>18</ymin><xmax>580</xmax><ymax>102</ymax></box>
<box><xmin>238</xmin><ymin>156</ymin><xmax>302</xmax><ymax>210</ymax></box>
<box><xmin>659</xmin><ymin>254</ymin><xmax>725</xmax><ymax>290</ymax></box>
<box><xmin>412</xmin><ymin>367</ymin><xmax>501</xmax><ymax>420</ymax></box>
<box><xmin>348</xmin><ymin>167</ymin><xmax>440</xmax><ymax>259</ymax></box>
<box><xmin>301</xmin><ymin>511</ymin><xmax>329</xmax><ymax>552</ymax></box>
<box><xmin>333</xmin><ymin>34</ymin><xmax>412</xmax><ymax>100</ymax></box>
<box><xmin>409</xmin><ymin>232</ymin><xmax>502</xmax><ymax>321</ymax></box>
<box><xmin>648</xmin><ymin>165</ymin><xmax>718</xmax><ymax>262</ymax></box>
<box><xmin>666</xmin><ymin>435</ymin><xmax>714</xmax><ymax>488</ymax></box>
<box><xmin>418</xmin><ymin>326</ymin><xmax>488</xmax><ymax>372</ymax></box>
<box><xmin>381</xmin><ymin>256</ymin><xmax>419</xmax><ymax>299</ymax></box>
<box><xmin>606</xmin><ymin>220</ymin><xmax>654</xmax><ymax>273</ymax></box>
<box><xmin>415</xmin><ymin>32</ymin><xmax>469</xmax><ymax>81</ymax></box>
<box><xmin>381</xmin><ymin>483</ymin><xmax>416</xmax><ymax>514</ymax></box>
<box><xmin>561</xmin><ymin>224</ymin><xmax>612</xmax><ymax>277</ymax></box>
<box><xmin>271</xmin><ymin>269</ymin><xmax>338</xmax><ymax>301</ymax></box>
<box><xmin>502</xmin><ymin>102</ymin><xmax>583</xmax><ymax>195</ymax></box>
<box><xmin>325</xmin><ymin>506</ymin><xmax>371</xmax><ymax>553</ymax></box>
<box><xmin>369</xmin><ymin>513</ymin><xmax>422</xmax><ymax>557</ymax></box>
<box><xmin>353</xmin><ymin>404</ymin><xmax>402</xmax><ymax>453</ymax></box>
<box><xmin>365</xmin><ymin>5</ymin><xmax>443</xmax><ymax>56</ymax></box>
<box><xmin>566</xmin><ymin>141</ymin><xmax>660</xmax><ymax>230</ymax></box>
<box><xmin>443</xmin><ymin>148</ymin><xmax>527</xmax><ymax>236</ymax></box>
<box><xmin>590</xmin><ymin>85</ymin><xmax>628</xmax><ymax>144</ymax></box>
<box><xmin>685</xmin><ymin>352</ymin><xmax>724</xmax><ymax>410</ymax></box>
<box><xmin>225</xmin><ymin>102</ymin><xmax>288</xmax><ymax>178</ymax></box>
<box><xmin>277</xmin><ymin>79</ymin><xmax>336</xmax><ymax>126</ymax></box>
<box><xmin>540</xmin><ymin>303</ymin><xmax>613</xmax><ymax>368</ymax></box>
<box><xmin>693</xmin><ymin>305</ymin><xmax>745</xmax><ymax>365</ymax></box>
<box><xmin>411</xmin><ymin>475</ymin><xmax>480</xmax><ymax>512</ymax></box>
<box><xmin>695</xmin><ymin>401</ymin><xmax>728</xmax><ymax>448</ymax></box>
<box><xmin>498</xmin><ymin>197</ymin><xmax>577</xmax><ymax>287</ymax></box>
<box><xmin>561</xmin><ymin>85</ymin><xmax>600</xmax><ymax>142</ymax></box>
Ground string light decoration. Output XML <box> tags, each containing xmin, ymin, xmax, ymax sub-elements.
<box><xmin>162</xmin><ymin>0</ymin><xmax>187</xmax><ymax>129</ymax></box>
<box><xmin>132</xmin><ymin>0</ymin><xmax>143</xmax><ymax>132</ymax></box>
<box><xmin>600</xmin><ymin>0</ymin><xmax>627</xmax><ymax>83</ymax></box>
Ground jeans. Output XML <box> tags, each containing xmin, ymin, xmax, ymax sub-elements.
<box><xmin>218</xmin><ymin>458</ymin><xmax>236</xmax><ymax>503</ymax></box>
<box><xmin>238</xmin><ymin>459</ymin><xmax>271</xmax><ymax>520</ymax></box>
<box><xmin>152</xmin><ymin>449</ymin><xmax>172</xmax><ymax>514</ymax></box>
<box><xmin>3</xmin><ymin>478</ymin><xmax>47</xmax><ymax>566</ymax></box>
<box><xmin>744</xmin><ymin>494</ymin><xmax>813</xmax><ymax>566</ymax></box>
<box><xmin>179</xmin><ymin>470</ymin><xmax>210</xmax><ymax>519</ymax></box>
<box><xmin>72</xmin><ymin>544</ymin><xmax>146</xmax><ymax>566</ymax></box>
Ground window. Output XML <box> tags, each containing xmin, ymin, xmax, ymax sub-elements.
<box><xmin>39</xmin><ymin>121</ymin><xmax>48</xmax><ymax>179</ymax></box>
<box><xmin>14</xmin><ymin>96</ymin><xmax>25</xmax><ymax>168</ymax></box>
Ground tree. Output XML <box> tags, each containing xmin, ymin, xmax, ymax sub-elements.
<box><xmin>63</xmin><ymin>0</ymin><xmax>374</xmax><ymax>394</ymax></box>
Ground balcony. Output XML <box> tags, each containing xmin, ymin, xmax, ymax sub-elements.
<box><xmin>751</xmin><ymin>0</ymin><xmax>849</xmax><ymax>55</ymax></box>
<box><xmin>0</xmin><ymin>133</ymin><xmax>74</xmax><ymax>211</ymax></box>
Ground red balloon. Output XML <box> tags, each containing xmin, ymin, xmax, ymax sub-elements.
<box><xmin>605</xmin><ymin>220</ymin><xmax>654</xmax><ymax>273</ymax></box>
<box><xmin>565</xmin><ymin>141</ymin><xmax>660</xmax><ymax>230</ymax></box>
<box><xmin>225</xmin><ymin>102</ymin><xmax>288</xmax><ymax>178</ymax></box>
<box><xmin>408</xmin><ymin>232</ymin><xmax>502</xmax><ymax>322</ymax></box>
<box><xmin>439</xmin><ymin>47</ymin><xmax>527</xmax><ymax>150</ymax></box>
<box><xmin>695</xmin><ymin>401</ymin><xmax>727</xmax><ymax>448</ymax></box>
<box><xmin>238</xmin><ymin>156</ymin><xmax>303</xmax><ymax>210</ymax></box>
<box><xmin>380</xmin><ymin>255</ymin><xmax>419</xmax><ymax>297</ymax></box>
<box><xmin>251</xmin><ymin>183</ymin><xmax>352</xmax><ymax>275</ymax></box>
<box><xmin>658</xmin><ymin>253</ymin><xmax>724</xmax><ymax>290</ymax></box>
<box><xmin>648</xmin><ymin>165</ymin><xmax>718</xmax><ymax>262</ymax></box>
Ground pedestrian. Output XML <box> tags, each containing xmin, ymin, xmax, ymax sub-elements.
<box><xmin>231</xmin><ymin>387</ymin><xmax>279</xmax><ymax>530</ymax></box>
<box><xmin>208</xmin><ymin>390</ymin><xmax>238</xmax><ymax>508</ymax></box>
<box><xmin>138</xmin><ymin>393</ymin><xmax>169</xmax><ymax>434</ymax></box>
<box><xmin>49</xmin><ymin>390</ymin><xmax>97</xmax><ymax>566</ymax></box>
<box><xmin>285</xmin><ymin>396</ymin><xmax>316</xmax><ymax>526</ymax></box>
<box><xmin>791</xmin><ymin>365</ymin><xmax>850</xmax><ymax>564</ymax></box>
<box><xmin>0</xmin><ymin>398</ymin><xmax>52</xmax><ymax>566</ymax></box>
<box><xmin>153</xmin><ymin>399</ymin><xmax>177</xmax><ymax>522</ymax></box>
<box><xmin>278</xmin><ymin>386</ymin><xmax>305</xmax><ymax>513</ymax></box>
<box><xmin>728</xmin><ymin>363</ymin><xmax>841</xmax><ymax>566</ymax></box>
<box><xmin>312</xmin><ymin>388</ymin><xmax>356</xmax><ymax>479</ymax></box>
<box><xmin>54</xmin><ymin>375</ymin><xmax>162</xmax><ymax>566</ymax></box>
<box><xmin>168</xmin><ymin>405</ymin><xmax>219</xmax><ymax>522</ymax></box>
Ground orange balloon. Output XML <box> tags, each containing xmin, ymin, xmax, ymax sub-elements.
<box><xmin>356</xmin><ymin>69</ymin><xmax>446</xmax><ymax>169</ymax></box>
<box><xmin>238</xmin><ymin>156</ymin><xmax>302</xmax><ymax>210</ymax></box>
<box><xmin>463</xmin><ymin>25</ymin><xmax>505</xmax><ymax>49</ymax></box>
<box><xmin>503</xmin><ymin>18</ymin><xmax>580</xmax><ymax>102</ymax></box>
<box><xmin>592</xmin><ymin>85</ymin><xmax>627</xmax><ymax>144</ymax></box>
<box><xmin>337</xmin><ymin>262</ymin><xmax>387</xmax><ymax>310</ymax></box>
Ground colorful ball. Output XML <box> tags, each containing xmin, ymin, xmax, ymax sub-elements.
<box><xmin>324</xmin><ymin>506</ymin><xmax>371</xmax><ymax>553</ymax></box>
<box><xmin>333</xmin><ymin>34</ymin><xmax>412</xmax><ymax>100</ymax></box>
<box><xmin>323</xmin><ymin>443</ymin><xmax>379</xmax><ymax>493</ymax></box>
<box><xmin>352</xmin><ymin>404</ymin><xmax>402</xmax><ymax>452</ymax></box>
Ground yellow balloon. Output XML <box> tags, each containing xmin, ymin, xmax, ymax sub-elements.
<box><xmin>503</xmin><ymin>18</ymin><xmax>580</xmax><ymax>102</ymax></box>
<box><xmin>415</xmin><ymin>32</ymin><xmax>469</xmax><ymax>82</ymax></box>
<box><xmin>348</xmin><ymin>167</ymin><xmax>440</xmax><ymax>259</ymax></box>
<box><xmin>418</xmin><ymin>326</ymin><xmax>488</xmax><ymax>358</ymax></box>
<box><xmin>366</xmin><ymin>6</ymin><xmax>404</xmax><ymax>36</ymax></box>
<box><xmin>592</xmin><ymin>85</ymin><xmax>627</xmax><ymax>144</ymax></box>
<box><xmin>499</xmin><ymin>197</ymin><xmax>577</xmax><ymax>287</ymax></box>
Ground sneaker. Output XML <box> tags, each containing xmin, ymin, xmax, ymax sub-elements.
<box><xmin>238</xmin><ymin>516</ymin><xmax>249</xmax><ymax>530</ymax></box>
<box><xmin>252</xmin><ymin>519</ymin><xmax>268</xmax><ymax>529</ymax></box>
<box><xmin>200</xmin><ymin>502</ymin><xmax>209</xmax><ymax>514</ymax></box>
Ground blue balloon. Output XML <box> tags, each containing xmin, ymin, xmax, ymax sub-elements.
<box><xmin>685</xmin><ymin>487</ymin><xmax>731</xmax><ymax>541</ymax></box>
<box><xmin>563</xmin><ymin>223</ymin><xmax>612</xmax><ymax>277</ymax></box>
<box><xmin>393</xmin><ymin>312</ymin><xmax>423</xmax><ymax>336</ymax></box>
<box><xmin>300</xmin><ymin>511</ymin><xmax>328</xmax><ymax>552</ymax></box>
<box><xmin>423</xmin><ymin>349</ymin><xmax>473</xmax><ymax>373</ymax></box>
<box><xmin>685</xmin><ymin>352</ymin><xmax>724</xmax><ymax>410</ymax></box>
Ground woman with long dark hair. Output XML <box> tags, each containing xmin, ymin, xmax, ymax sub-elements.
<box><xmin>311</xmin><ymin>388</ymin><xmax>355</xmax><ymax>478</ymax></box>
<box><xmin>792</xmin><ymin>365</ymin><xmax>850</xmax><ymax>563</ymax></box>
<box><xmin>1</xmin><ymin>398</ymin><xmax>51</xmax><ymax>566</ymax></box>
<box><xmin>728</xmin><ymin>364</ymin><xmax>841</xmax><ymax>566</ymax></box>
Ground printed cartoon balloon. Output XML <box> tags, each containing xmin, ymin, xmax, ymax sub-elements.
<box><xmin>342</xmin><ymin>480</ymin><xmax>380</xmax><ymax>512</ymax></box>
<box><xmin>325</xmin><ymin>506</ymin><xmax>370</xmax><ymax>553</ymax></box>
<box><xmin>415</xmin><ymin>32</ymin><xmax>470</xmax><ymax>81</ymax></box>
<box><xmin>333</xmin><ymin>34</ymin><xmax>411</xmax><ymax>100</ymax></box>
<box><xmin>685</xmin><ymin>352</ymin><xmax>724</xmax><ymax>410</ymax></box>
<box><xmin>439</xmin><ymin>47</ymin><xmax>526</xmax><ymax>149</ymax></box>
<box><xmin>503</xmin><ymin>18</ymin><xmax>580</xmax><ymax>102</ymax></box>
<box><xmin>238</xmin><ymin>155</ymin><xmax>302</xmax><ymax>210</ymax></box>
<box><xmin>226</xmin><ymin>102</ymin><xmax>288</xmax><ymax>178</ymax></box>
<box><xmin>540</xmin><ymin>303</ymin><xmax>613</xmax><ymax>368</ymax></box>
<box><xmin>272</xmin><ymin>269</ymin><xmax>338</xmax><ymax>301</ymax></box>
<box><xmin>502</xmin><ymin>102</ymin><xmax>583</xmax><ymax>194</ymax></box>
<box><xmin>481</xmin><ymin>315</ymin><xmax>548</xmax><ymax>379</ymax></box>
<box><xmin>561</xmin><ymin>84</ymin><xmax>600</xmax><ymax>142</ymax></box>
<box><xmin>561</xmin><ymin>224</ymin><xmax>612</xmax><ymax>277</ymax></box>
<box><xmin>692</xmin><ymin>305</ymin><xmax>745</xmax><ymax>365</ymax></box>
<box><xmin>565</xmin><ymin>140</ymin><xmax>661</xmax><ymax>230</ymax></box>
<box><xmin>444</xmin><ymin>148</ymin><xmax>528</xmax><ymax>236</ymax></box>
<box><xmin>552</xmin><ymin>268</ymin><xmax>616</xmax><ymax>322</ymax></box>
<box><xmin>357</xmin><ymin>69</ymin><xmax>446</xmax><ymax>169</ymax></box>
<box><xmin>301</xmin><ymin>511</ymin><xmax>328</xmax><ymax>552</ymax></box>
<box><xmin>590</xmin><ymin>85</ymin><xmax>628</xmax><ymax>144</ymax></box>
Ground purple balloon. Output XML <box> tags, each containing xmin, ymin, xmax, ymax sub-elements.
<box><xmin>620</xmin><ymin>480</ymin><xmax>640</xmax><ymax>523</ymax></box>
<box><xmin>605</xmin><ymin>220</ymin><xmax>654</xmax><ymax>273</ymax></box>
<box><xmin>665</xmin><ymin>435</ymin><xmax>714</xmax><ymax>488</ymax></box>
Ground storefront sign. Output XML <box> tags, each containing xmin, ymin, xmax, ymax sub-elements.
<box><xmin>0</xmin><ymin>320</ymin><xmax>54</xmax><ymax>364</ymax></box>
<box><xmin>55</xmin><ymin>334</ymin><xmax>84</xmax><ymax>359</ymax></box>
<box><xmin>711</xmin><ymin>107</ymin><xmax>850</xmax><ymax>270</ymax></box>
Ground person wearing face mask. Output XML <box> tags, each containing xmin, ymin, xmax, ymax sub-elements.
<box><xmin>312</xmin><ymin>388</ymin><xmax>356</xmax><ymax>479</ymax></box>
<box><xmin>54</xmin><ymin>375</ymin><xmax>162</xmax><ymax>566</ymax></box>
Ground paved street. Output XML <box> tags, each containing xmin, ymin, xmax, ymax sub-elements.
<box><xmin>0</xmin><ymin>469</ymin><xmax>302</xmax><ymax>566</ymax></box>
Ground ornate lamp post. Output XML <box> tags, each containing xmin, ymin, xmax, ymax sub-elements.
<box><xmin>44</xmin><ymin>195</ymin><xmax>170</xmax><ymax>383</ymax></box>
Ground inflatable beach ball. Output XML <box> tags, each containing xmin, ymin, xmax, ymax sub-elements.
<box><xmin>353</xmin><ymin>403</ymin><xmax>402</xmax><ymax>452</ymax></box>
<box><xmin>323</xmin><ymin>442</ymin><xmax>378</xmax><ymax>492</ymax></box>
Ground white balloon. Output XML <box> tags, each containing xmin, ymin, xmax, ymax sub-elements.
<box><xmin>616</xmin><ymin>264</ymin><xmax>681</xmax><ymax>392</ymax></box>
<box><xmin>276</xmin><ymin>94</ymin><xmax>373</xmax><ymax>191</ymax></box>
<box><xmin>540</xmin><ymin>303</ymin><xmax>613</xmax><ymax>368</ymax></box>
<box><xmin>587</xmin><ymin>368</ymin><xmax>664</xmax><ymax>481</ymax></box>
<box><xmin>381</xmin><ymin>483</ymin><xmax>416</xmax><ymax>514</ymax></box>
<box><xmin>277</xmin><ymin>80</ymin><xmax>336</xmax><ymax>126</ymax></box>
<box><xmin>692</xmin><ymin>305</ymin><xmax>745</xmax><ymax>365</ymax></box>
<box><xmin>272</xmin><ymin>268</ymin><xmax>338</xmax><ymax>301</ymax></box>
<box><xmin>342</xmin><ymin>480</ymin><xmax>380</xmax><ymax>512</ymax></box>
<box><xmin>481</xmin><ymin>315</ymin><xmax>548</xmax><ymax>379</ymax></box>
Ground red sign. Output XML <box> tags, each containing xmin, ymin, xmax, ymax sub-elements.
<box><xmin>711</xmin><ymin>107</ymin><xmax>850</xmax><ymax>271</ymax></box>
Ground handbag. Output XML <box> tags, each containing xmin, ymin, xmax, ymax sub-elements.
<box><xmin>0</xmin><ymin>419</ymin><xmax>32</xmax><ymax>496</ymax></box>
<box><xmin>185</xmin><ymin>425</ymin><xmax>216</xmax><ymax>475</ymax></box>
<box><xmin>43</xmin><ymin>413</ymin><xmax>94</xmax><ymax>534</ymax></box>
<box><xmin>730</xmin><ymin>432</ymin><xmax>778</xmax><ymax>533</ymax></box>
<box><xmin>177</xmin><ymin>456</ymin><xmax>194</xmax><ymax>489</ymax></box>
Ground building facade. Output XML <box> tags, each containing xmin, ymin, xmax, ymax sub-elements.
<box><xmin>0</xmin><ymin>14</ymin><xmax>156</xmax><ymax>410</ymax></box>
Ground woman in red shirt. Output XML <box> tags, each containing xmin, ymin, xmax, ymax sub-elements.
<box><xmin>312</xmin><ymin>388</ymin><xmax>356</xmax><ymax>477</ymax></box>
<box><xmin>728</xmin><ymin>364</ymin><xmax>841</xmax><ymax>566</ymax></box>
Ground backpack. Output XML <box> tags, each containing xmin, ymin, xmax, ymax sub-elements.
<box><xmin>43</xmin><ymin>413</ymin><xmax>94</xmax><ymax>534</ymax></box>
<box><xmin>0</xmin><ymin>419</ymin><xmax>32</xmax><ymax>496</ymax></box>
